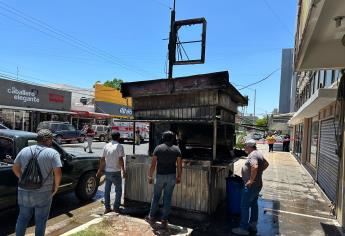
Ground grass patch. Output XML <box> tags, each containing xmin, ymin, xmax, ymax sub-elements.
<box><xmin>70</xmin><ymin>219</ymin><xmax>112</xmax><ymax>236</ymax></box>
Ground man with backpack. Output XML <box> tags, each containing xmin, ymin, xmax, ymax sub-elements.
<box><xmin>12</xmin><ymin>129</ymin><xmax>62</xmax><ymax>236</ymax></box>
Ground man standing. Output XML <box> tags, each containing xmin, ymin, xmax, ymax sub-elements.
<box><xmin>97</xmin><ymin>132</ymin><xmax>126</xmax><ymax>214</ymax></box>
<box><xmin>232</xmin><ymin>139</ymin><xmax>269</xmax><ymax>235</ymax></box>
<box><xmin>84</xmin><ymin>124</ymin><xmax>95</xmax><ymax>153</ymax></box>
<box><xmin>12</xmin><ymin>129</ymin><xmax>62</xmax><ymax>236</ymax></box>
<box><xmin>146</xmin><ymin>131</ymin><xmax>182</xmax><ymax>228</ymax></box>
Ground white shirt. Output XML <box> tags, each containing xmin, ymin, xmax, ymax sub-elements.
<box><xmin>102</xmin><ymin>141</ymin><xmax>125</xmax><ymax>172</ymax></box>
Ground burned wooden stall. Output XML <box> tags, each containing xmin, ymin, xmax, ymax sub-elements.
<box><xmin>121</xmin><ymin>71</ymin><xmax>248</xmax><ymax>216</ymax></box>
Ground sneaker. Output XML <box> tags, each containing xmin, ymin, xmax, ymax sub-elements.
<box><xmin>88</xmin><ymin>151</ymin><xmax>93</xmax><ymax>153</ymax></box>
<box><xmin>231</xmin><ymin>227</ymin><xmax>249</xmax><ymax>235</ymax></box>
<box><xmin>113</xmin><ymin>208</ymin><xmax>122</xmax><ymax>214</ymax></box>
<box><xmin>249</xmin><ymin>222</ymin><xmax>257</xmax><ymax>232</ymax></box>
<box><xmin>104</xmin><ymin>208</ymin><xmax>112</xmax><ymax>214</ymax></box>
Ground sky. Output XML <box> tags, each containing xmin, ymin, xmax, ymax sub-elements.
<box><xmin>0</xmin><ymin>0</ymin><xmax>297</xmax><ymax>117</ymax></box>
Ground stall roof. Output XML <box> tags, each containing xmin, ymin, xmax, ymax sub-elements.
<box><xmin>121</xmin><ymin>71</ymin><xmax>248</xmax><ymax>105</ymax></box>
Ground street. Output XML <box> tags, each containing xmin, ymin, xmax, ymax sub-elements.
<box><xmin>0</xmin><ymin>141</ymin><xmax>149</xmax><ymax>236</ymax></box>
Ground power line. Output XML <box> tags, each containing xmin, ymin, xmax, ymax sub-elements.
<box><xmin>238</xmin><ymin>68</ymin><xmax>280</xmax><ymax>91</ymax></box>
<box><xmin>0</xmin><ymin>1</ymin><xmax>160</xmax><ymax>79</ymax></box>
<box><xmin>0</xmin><ymin>69</ymin><xmax>124</xmax><ymax>97</ymax></box>
<box><xmin>150</xmin><ymin>0</ymin><xmax>172</xmax><ymax>9</ymax></box>
<box><xmin>262</xmin><ymin>0</ymin><xmax>294</xmax><ymax>37</ymax></box>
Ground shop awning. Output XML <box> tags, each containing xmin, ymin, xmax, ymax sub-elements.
<box><xmin>289</xmin><ymin>88</ymin><xmax>337</xmax><ymax>125</ymax></box>
<box><xmin>71</xmin><ymin>110</ymin><xmax>111</xmax><ymax>119</ymax></box>
<box><xmin>0</xmin><ymin>105</ymin><xmax>76</xmax><ymax>114</ymax></box>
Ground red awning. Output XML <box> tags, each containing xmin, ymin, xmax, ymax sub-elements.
<box><xmin>71</xmin><ymin>110</ymin><xmax>111</xmax><ymax>119</ymax></box>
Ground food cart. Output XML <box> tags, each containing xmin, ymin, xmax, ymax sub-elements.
<box><xmin>121</xmin><ymin>71</ymin><xmax>248</xmax><ymax>218</ymax></box>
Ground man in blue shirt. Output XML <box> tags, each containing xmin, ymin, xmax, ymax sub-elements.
<box><xmin>12</xmin><ymin>129</ymin><xmax>62</xmax><ymax>236</ymax></box>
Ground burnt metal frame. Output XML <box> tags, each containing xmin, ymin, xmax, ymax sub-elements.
<box><xmin>173</xmin><ymin>18</ymin><xmax>207</xmax><ymax>65</ymax></box>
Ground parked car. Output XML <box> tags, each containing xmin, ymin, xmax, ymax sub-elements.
<box><xmin>0</xmin><ymin>129</ymin><xmax>101</xmax><ymax>211</ymax></box>
<box><xmin>0</xmin><ymin>123</ymin><xmax>9</xmax><ymax>129</ymax></box>
<box><xmin>37</xmin><ymin>121</ymin><xmax>85</xmax><ymax>144</ymax></box>
<box><xmin>252</xmin><ymin>133</ymin><xmax>263</xmax><ymax>140</ymax></box>
<box><xmin>92</xmin><ymin>125</ymin><xmax>110</xmax><ymax>142</ymax></box>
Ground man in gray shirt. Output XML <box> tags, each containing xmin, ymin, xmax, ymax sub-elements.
<box><xmin>12</xmin><ymin>129</ymin><xmax>62</xmax><ymax>236</ymax></box>
<box><xmin>232</xmin><ymin>139</ymin><xmax>269</xmax><ymax>236</ymax></box>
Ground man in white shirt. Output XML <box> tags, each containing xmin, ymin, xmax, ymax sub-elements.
<box><xmin>97</xmin><ymin>132</ymin><xmax>126</xmax><ymax>214</ymax></box>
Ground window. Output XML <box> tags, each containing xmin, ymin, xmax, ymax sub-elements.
<box><xmin>325</xmin><ymin>70</ymin><xmax>333</xmax><ymax>87</ymax></box>
<box><xmin>318</xmin><ymin>70</ymin><xmax>324</xmax><ymax>88</ymax></box>
<box><xmin>0</xmin><ymin>137</ymin><xmax>14</xmax><ymax>163</ymax></box>
<box><xmin>308</xmin><ymin>121</ymin><xmax>319</xmax><ymax>168</ymax></box>
<box><xmin>51</xmin><ymin>124</ymin><xmax>59</xmax><ymax>132</ymax></box>
<box><xmin>293</xmin><ymin>123</ymin><xmax>303</xmax><ymax>159</ymax></box>
<box><xmin>60</xmin><ymin>124</ymin><xmax>69</xmax><ymax>131</ymax></box>
<box><xmin>67</xmin><ymin>124</ymin><xmax>76</xmax><ymax>131</ymax></box>
<box><xmin>97</xmin><ymin>126</ymin><xmax>103</xmax><ymax>132</ymax></box>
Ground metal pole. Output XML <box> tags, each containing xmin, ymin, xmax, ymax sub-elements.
<box><xmin>133</xmin><ymin>122</ymin><xmax>136</xmax><ymax>154</ymax></box>
<box><xmin>168</xmin><ymin>0</ymin><xmax>176</xmax><ymax>79</ymax></box>
<box><xmin>253</xmin><ymin>89</ymin><xmax>256</xmax><ymax>125</ymax></box>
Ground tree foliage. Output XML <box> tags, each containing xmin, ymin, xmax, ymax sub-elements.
<box><xmin>103</xmin><ymin>78</ymin><xmax>124</xmax><ymax>90</ymax></box>
<box><xmin>256</xmin><ymin>116</ymin><xmax>268</xmax><ymax>127</ymax></box>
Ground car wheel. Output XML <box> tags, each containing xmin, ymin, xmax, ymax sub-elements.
<box><xmin>75</xmin><ymin>172</ymin><xmax>99</xmax><ymax>201</ymax></box>
<box><xmin>78</xmin><ymin>135</ymin><xmax>85</xmax><ymax>143</ymax></box>
<box><xmin>99</xmin><ymin>135</ymin><xmax>105</xmax><ymax>142</ymax></box>
<box><xmin>55</xmin><ymin>135</ymin><xmax>62</xmax><ymax>144</ymax></box>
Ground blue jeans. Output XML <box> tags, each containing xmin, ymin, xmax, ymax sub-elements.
<box><xmin>240</xmin><ymin>185</ymin><xmax>262</xmax><ymax>230</ymax></box>
<box><xmin>104</xmin><ymin>171</ymin><xmax>122</xmax><ymax>210</ymax></box>
<box><xmin>16</xmin><ymin>190</ymin><xmax>52</xmax><ymax>236</ymax></box>
<box><xmin>149</xmin><ymin>174</ymin><xmax>176</xmax><ymax>221</ymax></box>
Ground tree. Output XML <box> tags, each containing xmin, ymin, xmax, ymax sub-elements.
<box><xmin>103</xmin><ymin>78</ymin><xmax>124</xmax><ymax>90</ymax></box>
<box><xmin>93</xmin><ymin>80</ymin><xmax>101</xmax><ymax>88</ymax></box>
<box><xmin>256</xmin><ymin>116</ymin><xmax>268</xmax><ymax>127</ymax></box>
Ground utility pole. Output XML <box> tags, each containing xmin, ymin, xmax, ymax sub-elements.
<box><xmin>168</xmin><ymin>0</ymin><xmax>176</xmax><ymax>79</ymax></box>
<box><xmin>253</xmin><ymin>88</ymin><xmax>256</xmax><ymax>125</ymax></box>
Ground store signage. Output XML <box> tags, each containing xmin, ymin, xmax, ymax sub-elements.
<box><xmin>7</xmin><ymin>87</ymin><xmax>40</xmax><ymax>103</ymax></box>
<box><xmin>119</xmin><ymin>107</ymin><xmax>132</xmax><ymax>115</ymax></box>
<box><xmin>0</xmin><ymin>78</ymin><xmax>71</xmax><ymax>110</ymax></box>
<box><xmin>49</xmin><ymin>93</ymin><xmax>64</xmax><ymax>103</ymax></box>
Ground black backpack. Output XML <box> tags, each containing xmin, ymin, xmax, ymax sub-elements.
<box><xmin>18</xmin><ymin>146</ymin><xmax>47</xmax><ymax>190</ymax></box>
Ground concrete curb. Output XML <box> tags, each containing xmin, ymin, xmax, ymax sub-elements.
<box><xmin>61</xmin><ymin>212</ymin><xmax>193</xmax><ymax>236</ymax></box>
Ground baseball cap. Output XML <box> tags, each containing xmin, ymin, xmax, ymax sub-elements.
<box><xmin>37</xmin><ymin>129</ymin><xmax>53</xmax><ymax>141</ymax></box>
<box><xmin>245</xmin><ymin>139</ymin><xmax>256</xmax><ymax>147</ymax></box>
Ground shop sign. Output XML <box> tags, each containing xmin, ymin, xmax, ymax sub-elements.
<box><xmin>49</xmin><ymin>93</ymin><xmax>64</xmax><ymax>103</ymax></box>
<box><xmin>0</xmin><ymin>78</ymin><xmax>71</xmax><ymax>110</ymax></box>
<box><xmin>7</xmin><ymin>87</ymin><xmax>40</xmax><ymax>103</ymax></box>
<box><xmin>120</xmin><ymin>107</ymin><xmax>132</xmax><ymax>115</ymax></box>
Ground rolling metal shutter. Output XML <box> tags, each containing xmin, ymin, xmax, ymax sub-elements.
<box><xmin>317</xmin><ymin>118</ymin><xmax>339</xmax><ymax>202</ymax></box>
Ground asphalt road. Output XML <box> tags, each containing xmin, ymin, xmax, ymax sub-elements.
<box><xmin>0</xmin><ymin>140</ymin><xmax>149</xmax><ymax>236</ymax></box>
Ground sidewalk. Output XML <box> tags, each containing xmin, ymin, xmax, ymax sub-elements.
<box><xmin>232</xmin><ymin>144</ymin><xmax>342</xmax><ymax>236</ymax></box>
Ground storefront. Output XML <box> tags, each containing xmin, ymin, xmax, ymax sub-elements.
<box><xmin>94</xmin><ymin>84</ymin><xmax>132</xmax><ymax>119</ymax></box>
<box><xmin>71</xmin><ymin>110</ymin><xmax>112</xmax><ymax>130</ymax></box>
<box><xmin>293</xmin><ymin>123</ymin><xmax>303</xmax><ymax>160</ymax></box>
<box><xmin>0</xmin><ymin>77</ymin><xmax>72</xmax><ymax>132</ymax></box>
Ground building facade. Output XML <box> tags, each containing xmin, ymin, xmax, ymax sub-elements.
<box><xmin>95</xmin><ymin>84</ymin><xmax>132</xmax><ymax>119</ymax></box>
<box><xmin>279</xmin><ymin>49</ymin><xmax>294</xmax><ymax>113</ymax></box>
<box><xmin>292</xmin><ymin>0</ymin><xmax>345</xmax><ymax>227</ymax></box>
<box><xmin>0</xmin><ymin>77</ymin><xmax>72</xmax><ymax>132</ymax></box>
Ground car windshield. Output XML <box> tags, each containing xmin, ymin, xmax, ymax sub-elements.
<box><xmin>51</xmin><ymin>124</ymin><xmax>59</xmax><ymax>132</ymax></box>
<box><xmin>67</xmin><ymin>124</ymin><xmax>76</xmax><ymax>131</ymax></box>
